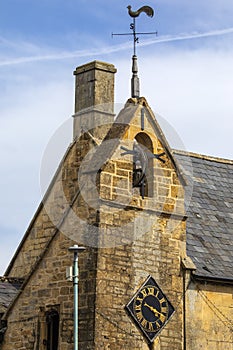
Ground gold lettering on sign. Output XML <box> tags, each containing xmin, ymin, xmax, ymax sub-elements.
<box><xmin>147</xmin><ymin>287</ymin><xmax>155</xmax><ymax>295</ymax></box>
<box><xmin>159</xmin><ymin>314</ymin><xmax>166</xmax><ymax>323</ymax></box>
<box><xmin>136</xmin><ymin>311</ymin><xmax>143</xmax><ymax>322</ymax></box>
<box><xmin>159</xmin><ymin>297</ymin><xmax>165</xmax><ymax>304</ymax></box>
<box><xmin>136</xmin><ymin>296</ymin><xmax>143</xmax><ymax>302</ymax></box>
<box><xmin>141</xmin><ymin>289</ymin><xmax>148</xmax><ymax>298</ymax></box>
<box><xmin>134</xmin><ymin>304</ymin><xmax>141</xmax><ymax>311</ymax></box>
<box><xmin>141</xmin><ymin>318</ymin><xmax>148</xmax><ymax>328</ymax></box>
<box><xmin>161</xmin><ymin>306</ymin><xmax>167</xmax><ymax>314</ymax></box>
<box><xmin>148</xmin><ymin>322</ymin><xmax>154</xmax><ymax>331</ymax></box>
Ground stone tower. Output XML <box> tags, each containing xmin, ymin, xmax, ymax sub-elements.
<box><xmin>70</xmin><ymin>60</ymin><xmax>188</xmax><ymax>349</ymax></box>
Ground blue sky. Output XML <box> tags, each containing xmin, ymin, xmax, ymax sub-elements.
<box><xmin>0</xmin><ymin>0</ymin><xmax>233</xmax><ymax>273</ymax></box>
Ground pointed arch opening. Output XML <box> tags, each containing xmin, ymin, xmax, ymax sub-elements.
<box><xmin>133</xmin><ymin>132</ymin><xmax>154</xmax><ymax>198</ymax></box>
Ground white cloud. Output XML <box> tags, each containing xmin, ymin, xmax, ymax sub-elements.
<box><xmin>0</xmin><ymin>79</ymin><xmax>73</xmax><ymax>223</ymax></box>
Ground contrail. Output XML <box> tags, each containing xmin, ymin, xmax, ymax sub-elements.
<box><xmin>0</xmin><ymin>27</ymin><xmax>233</xmax><ymax>67</ymax></box>
<box><xmin>141</xmin><ymin>27</ymin><xmax>233</xmax><ymax>46</ymax></box>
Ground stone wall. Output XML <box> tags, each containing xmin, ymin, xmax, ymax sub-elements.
<box><xmin>93</xmin><ymin>216</ymin><xmax>186</xmax><ymax>350</ymax></box>
<box><xmin>186</xmin><ymin>281</ymin><xmax>233</xmax><ymax>349</ymax></box>
<box><xmin>2</xmin><ymin>230</ymin><xmax>98</xmax><ymax>350</ymax></box>
<box><xmin>3</xmin><ymin>128</ymin><xmax>99</xmax><ymax>349</ymax></box>
<box><xmin>90</xmin><ymin>100</ymin><xmax>187</xmax><ymax>349</ymax></box>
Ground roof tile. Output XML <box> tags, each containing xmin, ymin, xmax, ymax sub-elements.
<box><xmin>174</xmin><ymin>151</ymin><xmax>233</xmax><ymax>281</ymax></box>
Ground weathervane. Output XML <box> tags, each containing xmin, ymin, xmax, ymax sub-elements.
<box><xmin>112</xmin><ymin>5</ymin><xmax>156</xmax><ymax>98</ymax></box>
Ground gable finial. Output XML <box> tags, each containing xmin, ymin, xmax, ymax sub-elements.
<box><xmin>131</xmin><ymin>54</ymin><xmax>140</xmax><ymax>98</ymax></box>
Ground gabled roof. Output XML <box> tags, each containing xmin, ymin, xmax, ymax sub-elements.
<box><xmin>5</xmin><ymin>97</ymin><xmax>186</xmax><ymax>278</ymax></box>
<box><xmin>174</xmin><ymin>150</ymin><xmax>233</xmax><ymax>282</ymax></box>
<box><xmin>4</xmin><ymin>141</ymin><xmax>77</xmax><ymax>277</ymax></box>
<box><xmin>0</xmin><ymin>277</ymin><xmax>24</xmax><ymax>314</ymax></box>
<box><xmin>85</xmin><ymin>97</ymin><xmax>186</xmax><ymax>185</ymax></box>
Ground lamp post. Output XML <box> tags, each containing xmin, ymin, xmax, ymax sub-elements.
<box><xmin>68</xmin><ymin>244</ymin><xmax>86</xmax><ymax>350</ymax></box>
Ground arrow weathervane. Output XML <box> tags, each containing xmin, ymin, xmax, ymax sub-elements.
<box><xmin>112</xmin><ymin>5</ymin><xmax>156</xmax><ymax>98</ymax></box>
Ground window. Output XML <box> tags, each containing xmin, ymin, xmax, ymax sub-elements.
<box><xmin>45</xmin><ymin>309</ymin><xmax>59</xmax><ymax>350</ymax></box>
<box><xmin>0</xmin><ymin>318</ymin><xmax>7</xmax><ymax>344</ymax></box>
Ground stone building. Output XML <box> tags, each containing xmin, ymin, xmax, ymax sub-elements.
<box><xmin>0</xmin><ymin>60</ymin><xmax>232</xmax><ymax>350</ymax></box>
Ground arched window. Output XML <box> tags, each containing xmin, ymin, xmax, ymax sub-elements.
<box><xmin>133</xmin><ymin>133</ymin><xmax>153</xmax><ymax>198</ymax></box>
<box><xmin>46</xmin><ymin>309</ymin><xmax>59</xmax><ymax>350</ymax></box>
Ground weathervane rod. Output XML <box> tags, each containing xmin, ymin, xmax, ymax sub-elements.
<box><xmin>132</xmin><ymin>17</ymin><xmax>137</xmax><ymax>56</ymax></box>
<box><xmin>127</xmin><ymin>5</ymin><xmax>154</xmax><ymax>57</ymax></box>
<box><xmin>112</xmin><ymin>5</ymin><xmax>155</xmax><ymax>98</ymax></box>
<box><xmin>129</xmin><ymin>5</ymin><xmax>154</xmax><ymax>98</ymax></box>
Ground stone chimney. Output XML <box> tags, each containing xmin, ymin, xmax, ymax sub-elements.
<box><xmin>73</xmin><ymin>61</ymin><xmax>117</xmax><ymax>139</ymax></box>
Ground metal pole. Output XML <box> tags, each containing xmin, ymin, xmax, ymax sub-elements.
<box><xmin>73</xmin><ymin>250</ymin><xmax>78</xmax><ymax>350</ymax></box>
<box><xmin>68</xmin><ymin>245</ymin><xmax>86</xmax><ymax>350</ymax></box>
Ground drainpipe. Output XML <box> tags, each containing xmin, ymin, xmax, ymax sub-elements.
<box><xmin>181</xmin><ymin>257</ymin><xmax>196</xmax><ymax>350</ymax></box>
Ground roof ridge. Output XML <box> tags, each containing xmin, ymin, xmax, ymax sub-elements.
<box><xmin>0</xmin><ymin>277</ymin><xmax>24</xmax><ymax>287</ymax></box>
<box><xmin>4</xmin><ymin>140</ymin><xmax>77</xmax><ymax>276</ymax></box>
<box><xmin>173</xmin><ymin>149</ymin><xmax>233</xmax><ymax>165</ymax></box>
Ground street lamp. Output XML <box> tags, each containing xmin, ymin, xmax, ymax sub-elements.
<box><xmin>68</xmin><ymin>244</ymin><xmax>86</xmax><ymax>350</ymax></box>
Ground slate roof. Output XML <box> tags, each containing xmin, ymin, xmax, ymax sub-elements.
<box><xmin>174</xmin><ymin>150</ymin><xmax>233</xmax><ymax>281</ymax></box>
<box><xmin>0</xmin><ymin>277</ymin><xmax>24</xmax><ymax>314</ymax></box>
